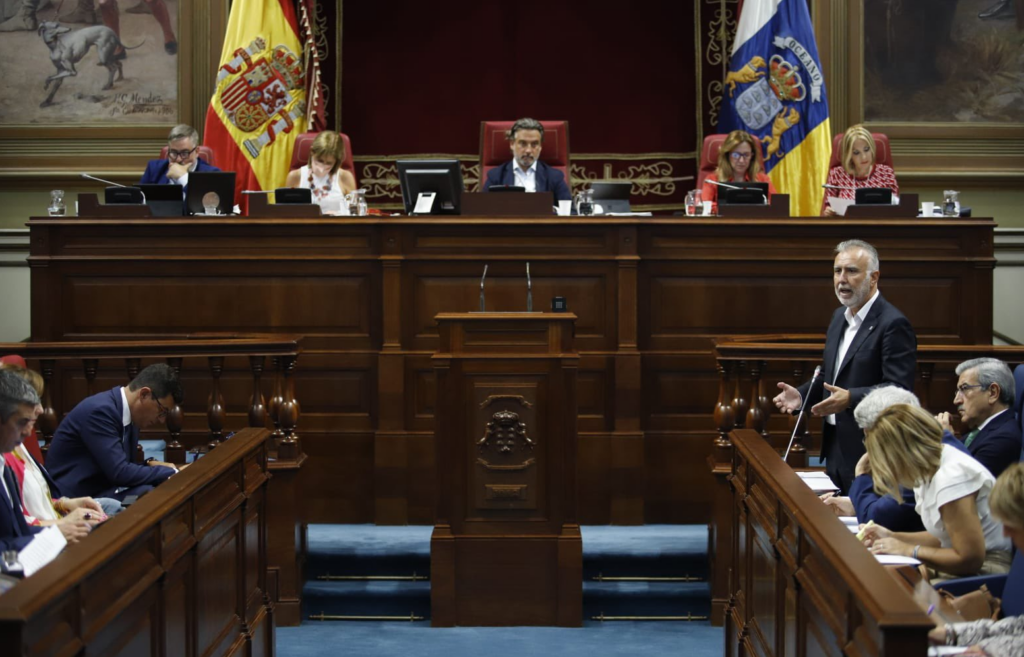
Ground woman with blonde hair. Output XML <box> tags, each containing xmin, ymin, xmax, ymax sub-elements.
<box><xmin>822</xmin><ymin>124</ymin><xmax>899</xmax><ymax>215</ymax></box>
<box><xmin>859</xmin><ymin>404</ymin><xmax>1011</xmax><ymax>578</ymax></box>
<box><xmin>284</xmin><ymin>130</ymin><xmax>357</xmax><ymax>214</ymax></box>
<box><xmin>930</xmin><ymin>462</ymin><xmax>1024</xmax><ymax>657</ymax></box>
<box><xmin>701</xmin><ymin>130</ymin><xmax>776</xmax><ymax>210</ymax></box>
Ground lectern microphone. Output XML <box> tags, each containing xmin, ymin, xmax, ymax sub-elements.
<box><xmin>81</xmin><ymin>173</ymin><xmax>125</xmax><ymax>187</ymax></box>
<box><xmin>479</xmin><ymin>264</ymin><xmax>488</xmax><ymax>312</ymax></box>
<box><xmin>783</xmin><ymin>365</ymin><xmax>821</xmax><ymax>463</ymax></box>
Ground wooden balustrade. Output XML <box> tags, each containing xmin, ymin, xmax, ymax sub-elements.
<box><xmin>0</xmin><ymin>335</ymin><xmax>310</xmax><ymax>626</ymax></box>
<box><xmin>0</xmin><ymin>336</ymin><xmax>303</xmax><ymax>463</ymax></box>
<box><xmin>706</xmin><ymin>339</ymin><xmax>1024</xmax><ymax>625</ymax></box>
<box><xmin>0</xmin><ymin>428</ymin><xmax>274</xmax><ymax>656</ymax></box>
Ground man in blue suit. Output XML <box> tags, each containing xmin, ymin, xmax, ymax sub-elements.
<box><xmin>139</xmin><ymin>124</ymin><xmax>220</xmax><ymax>189</ymax></box>
<box><xmin>46</xmin><ymin>363</ymin><xmax>183</xmax><ymax>502</ymax></box>
<box><xmin>482</xmin><ymin>117</ymin><xmax>571</xmax><ymax>202</ymax></box>
<box><xmin>937</xmin><ymin>357</ymin><xmax>1021</xmax><ymax>479</ymax></box>
<box><xmin>774</xmin><ymin>240</ymin><xmax>918</xmax><ymax>494</ymax></box>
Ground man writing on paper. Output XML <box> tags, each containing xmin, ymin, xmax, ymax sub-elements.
<box><xmin>482</xmin><ymin>118</ymin><xmax>571</xmax><ymax>202</ymax></box>
<box><xmin>773</xmin><ymin>239</ymin><xmax>917</xmax><ymax>494</ymax></box>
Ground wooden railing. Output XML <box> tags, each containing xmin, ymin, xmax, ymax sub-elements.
<box><xmin>1</xmin><ymin>335</ymin><xmax>304</xmax><ymax>463</ymax></box>
<box><xmin>706</xmin><ymin>340</ymin><xmax>1024</xmax><ymax>626</ymax></box>
<box><xmin>726</xmin><ymin>429</ymin><xmax>932</xmax><ymax>657</ymax></box>
<box><xmin>0</xmin><ymin>428</ymin><xmax>274</xmax><ymax>656</ymax></box>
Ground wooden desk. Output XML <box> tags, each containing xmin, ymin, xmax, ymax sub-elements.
<box><xmin>27</xmin><ymin>214</ymin><xmax>996</xmax><ymax>525</ymax></box>
<box><xmin>727</xmin><ymin>429</ymin><xmax>933</xmax><ymax>657</ymax></box>
<box><xmin>0</xmin><ymin>428</ymin><xmax>274</xmax><ymax>656</ymax></box>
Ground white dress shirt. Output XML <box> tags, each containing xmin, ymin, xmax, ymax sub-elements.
<box><xmin>826</xmin><ymin>289</ymin><xmax>880</xmax><ymax>425</ymax></box>
<box><xmin>513</xmin><ymin>160</ymin><xmax>538</xmax><ymax>193</ymax></box>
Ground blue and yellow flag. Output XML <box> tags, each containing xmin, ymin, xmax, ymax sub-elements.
<box><xmin>720</xmin><ymin>0</ymin><xmax>831</xmax><ymax>217</ymax></box>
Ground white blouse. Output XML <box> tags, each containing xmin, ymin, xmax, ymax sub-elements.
<box><xmin>914</xmin><ymin>446</ymin><xmax>1009</xmax><ymax>552</ymax></box>
<box><xmin>298</xmin><ymin>165</ymin><xmax>349</xmax><ymax>215</ymax></box>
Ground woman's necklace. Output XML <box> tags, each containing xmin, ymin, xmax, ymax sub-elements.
<box><xmin>308</xmin><ymin>168</ymin><xmax>333</xmax><ymax>201</ymax></box>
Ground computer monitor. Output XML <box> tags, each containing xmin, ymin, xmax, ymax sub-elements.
<box><xmin>397</xmin><ymin>160</ymin><xmax>463</xmax><ymax>215</ymax></box>
<box><xmin>139</xmin><ymin>183</ymin><xmax>184</xmax><ymax>217</ymax></box>
<box><xmin>274</xmin><ymin>188</ymin><xmax>313</xmax><ymax>204</ymax></box>
<box><xmin>591</xmin><ymin>181</ymin><xmax>632</xmax><ymax>213</ymax></box>
<box><xmin>854</xmin><ymin>187</ymin><xmax>893</xmax><ymax>205</ymax></box>
<box><xmin>105</xmin><ymin>186</ymin><xmax>144</xmax><ymax>204</ymax></box>
<box><xmin>186</xmin><ymin>171</ymin><xmax>236</xmax><ymax>215</ymax></box>
<box><xmin>720</xmin><ymin>182</ymin><xmax>769</xmax><ymax>205</ymax></box>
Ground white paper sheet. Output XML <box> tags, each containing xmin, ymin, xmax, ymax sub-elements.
<box><xmin>828</xmin><ymin>197</ymin><xmax>854</xmax><ymax>216</ymax></box>
<box><xmin>18</xmin><ymin>525</ymin><xmax>67</xmax><ymax>576</ymax></box>
<box><xmin>873</xmin><ymin>554</ymin><xmax>922</xmax><ymax>566</ymax></box>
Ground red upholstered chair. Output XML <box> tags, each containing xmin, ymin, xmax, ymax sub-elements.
<box><xmin>159</xmin><ymin>145</ymin><xmax>217</xmax><ymax>167</ymax></box>
<box><xmin>697</xmin><ymin>133</ymin><xmax>767</xmax><ymax>190</ymax></box>
<box><xmin>288</xmin><ymin>131</ymin><xmax>358</xmax><ymax>187</ymax></box>
<box><xmin>827</xmin><ymin>132</ymin><xmax>892</xmax><ymax>171</ymax></box>
<box><xmin>479</xmin><ymin>120</ymin><xmax>570</xmax><ymax>187</ymax></box>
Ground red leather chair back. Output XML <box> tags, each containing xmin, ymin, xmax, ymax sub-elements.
<box><xmin>828</xmin><ymin>132</ymin><xmax>892</xmax><ymax>171</ymax></box>
<box><xmin>480</xmin><ymin>120</ymin><xmax>570</xmax><ymax>186</ymax></box>
<box><xmin>288</xmin><ymin>132</ymin><xmax>358</xmax><ymax>187</ymax></box>
<box><xmin>159</xmin><ymin>145</ymin><xmax>217</xmax><ymax>167</ymax></box>
<box><xmin>697</xmin><ymin>134</ymin><xmax>766</xmax><ymax>190</ymax></box>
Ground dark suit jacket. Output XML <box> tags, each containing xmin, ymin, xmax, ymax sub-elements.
<box><xmin>798</xmin><ymin>293</ymin><xmax>917</xmax><ymax>467</ymax></box>
<box><xmin>1</xmin><ymin>466</ymin><xmax>41</xmax><ymax>552</ymax></box>
<box><xmin>968</xmin><ymin>409</ymin><xmax>1022</xmax><ymax>479</ymax></box>
<box><xmin>45</xmin><ymin>387</ymin><xmax>176</xmax><ymax>499</ymax></box>
<box><xmin>139</xmin><ymin>157</ymin><xmax>220</xmax><ymax>186</ymax></box>
<box><xmin>483</xmin><ymin>160</ymin><xmax>572</xmax><ymax>202</ymax></box>
<box><xmin>849</xmin><ymin>431</ymin><xmax>967</xmax><ymax>532</ymax></box>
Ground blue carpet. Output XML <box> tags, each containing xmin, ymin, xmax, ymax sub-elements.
<box><xmin>277</xmin><ymin>620</ymin><xmax>723</xmax><ymax>657</ymax></box>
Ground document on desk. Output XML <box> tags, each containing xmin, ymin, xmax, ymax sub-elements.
<box><xmin>873</xmin><ymin>554</ymin><xmax>922</xmax><ymax>566</ymax></box>
<box><xmin>18</xmin><ymin>525</ymin><xmax>68</xmax><ymax>576</ymax></box>
<box><xmin>828</xmin><ymin>197</ymin><xmax>854</xmax><ymax>217</ymax></box>
<box><xmin>929</xmin><ymin>647</ymin><xmax>970</xmax><ymax>656</ymax></box>
<box><xmin>796</xmin><ymin>471</ymin><xmax>840</xmax><ymax>493</ymax></box>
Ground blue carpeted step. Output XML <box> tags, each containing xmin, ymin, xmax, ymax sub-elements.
<box><xmin>583</xmin><ymin>581</ymin><xmax>711</xmax><ymax>619</ymax></box>
<box><xmin>306</xmin><ymin>525</ymin><xmax>432</xmax><ymax>580</ymax></box>
<box><xmin>303</xmin><ymin>580</ymin><xmax>431</xmax><ymax>620</ymax></box>
<box><xmin>580</xmin><ymin>525</ymin><xmax>709</xmax><ymax>580</ymax></box>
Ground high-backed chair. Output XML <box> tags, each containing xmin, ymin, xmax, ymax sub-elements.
<box><xmin>697</xmin><ymin>133</ymin><xmax>766</xmax><ymax>190</ymax></box>
<box><xmin>827</xmin><ymin>132</ymin><xmax>893</xmax><ymax>171</ymax></box>
<box><xmin>159</xmin><ymin>145</ymin><xmax>217</xmax><ymax>168</ymax></box>
<box><xmin>288</xmin><ymin>131</ymin><xmax>358</xmax><ymax>188</ymax></box>
<box><xmin>479</xmin><ymin>120</ymin><xmax>570</xmax><ymax>188</ymax></box>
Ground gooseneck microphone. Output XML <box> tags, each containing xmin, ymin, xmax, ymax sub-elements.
<box><xmin>705</xmin><ymin>179</ymin><xmax>743</xmax><ymax>191</ymax></box>
<box><xmin>526</xmin><ymin>262</ymin><xmax>532</xmax><ymax>312</ymax></box>
<box><xmin>479</xmin><ymin>264</ymin><xmax>488</xmax><ymax>312</ymax></box>
<box><xmin>783</xmin><ymin>365</ymin><xmax>821</xmax><ymax>463</ymax></box>
<box><xmin>81</xmin><ymin>173</ymin><xmax>124</xmax><ymax>187</ymax></box>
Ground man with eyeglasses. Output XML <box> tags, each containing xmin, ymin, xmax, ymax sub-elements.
<box><xmin>936</xmin><ymin>357</ymin><xmax>1021</xmax><ymax>479</ymax></box>
<box><xmin>140</xmin><ymin>124</ymin><xmax>220</xmax><ymax>189</ymax></box>
<box><xmin>46</xmin><ymin>363</ymin><xmax>183</xmax><ymax>502</ymax></box>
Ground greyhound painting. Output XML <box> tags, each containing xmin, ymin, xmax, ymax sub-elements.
<box><xmin>37</xmin><ymin>20</ymin><xmax>142</xmax><ymax>108</ymax></box>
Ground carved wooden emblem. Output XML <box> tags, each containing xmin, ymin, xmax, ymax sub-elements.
<box><xmin>477</xmin><ymin>409</ymin><xmax>536</xmax><ymax>454</ymax></box>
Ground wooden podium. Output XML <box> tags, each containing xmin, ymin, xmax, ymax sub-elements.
<box><xmin>430</xmin><ymin>312</ymin><xmax>582</xmax><ymax>627</ymax></box>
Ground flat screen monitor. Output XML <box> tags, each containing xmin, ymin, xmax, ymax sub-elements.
<box><xmin>854</xmin><ymin>187</ymin><xmax>893</xmax><ymax>205</ymax></box>
<box><xmin>397</xmin><ymin>159</ymin><xmax>463</xmax><ymax>215</ymax></box>
<box><xmin>139</xmin><ymin>183</ymin><xmax>184</xmax><ymax>217</ymax></box>
<box><xmin>105</xmin><ymin>186</ymin><xmax>144</xmax><ymax>204</ymax></box>
<box><xmin>591</xmin><ymin>181</ymin><xmax>632</xmax><ymax>213</ymax></box>
<box><xmin>186</xmin><ymin>171</ymin><xmax>236</xmax><ymax>215</ymax></box>
<box><xmin>721</xmin><ymin>182</ymin><xmax>769</xmax><ymax>205</ymax></box>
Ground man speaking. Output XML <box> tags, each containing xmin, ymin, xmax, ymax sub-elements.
<box><xmin>773</xmin><ymin>239</ymin><xmax>917</xmax><ymax>493</ymax></box>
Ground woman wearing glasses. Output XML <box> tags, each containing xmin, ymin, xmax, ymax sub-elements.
<box><xmin>859</xmin><ymin>404</ymin><xmax>1012</xmax><ymax>581</ymax></box>
<box><xmin>822</xmin><ymin>124</ymin><xmax>899</xmax><ymax>216</ymax></box>
<box><xmin>700</xmin><ymin>130</ymin><xmax>776</xmax><ymax>212</ymax></box>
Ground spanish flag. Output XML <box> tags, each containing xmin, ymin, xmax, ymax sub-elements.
<box><xmin>719</xmin><ymin>0</ymin><xmax>832</xmax><ymax>217</ymax></box>
<box><xmin>203</xmin><ymin>0</ymin><xmax>308</xmax><ymax>209</ymax></box>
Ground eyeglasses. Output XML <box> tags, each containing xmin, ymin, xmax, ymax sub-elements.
<box><xmin>167</xmin><ymin>146</ymin><xmax>197</xmax><ymax>160</ymax></box>
<box><xmin>729</xmin><ymin>151</ymin><xmax>753</xmax><ymax>161</ymax></box>
<box><xmin>153</xmin><ymin>396</ymin><xmax>171</xmax><ymax>419</ymax></box>
<box><xmin>955</xmin><ymin>383</ymin><xmax>986</xmax><ymax>396</ymax></box>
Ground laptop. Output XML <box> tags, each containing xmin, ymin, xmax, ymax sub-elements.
<box><xmin>720</xmin><ymin>182</ymin><xmax>769</xmax><ymax>205</ymax></box>
<box><xmin>139</xmin><ymin>183</ymin><xmax>184</xmax><ymax>217</ymax></box>
<box><xmin>590</xmin><ymin>181</ymin><xmax>632</xmax><ymax>213</ymax></box>
<box><xmin>185</xmin><ymin>171</ymin><xmax>236</xmax><ymax>215</ymax></box>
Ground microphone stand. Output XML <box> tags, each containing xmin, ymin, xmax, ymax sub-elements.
<box><xmin>784</xmin><ymin>366</ymin><xmax>821</xmax><ymax>463</ymax></box>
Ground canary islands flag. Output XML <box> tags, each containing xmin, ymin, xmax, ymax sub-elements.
<box><xmin>203</xmin><ymin>0</ymin><xmax>308</xmax><ymax>208</ymax></box>
<box><xmin>719</xmin><ymin>0</ymin><xmax>831</xmax><ymax>217</ymax></box>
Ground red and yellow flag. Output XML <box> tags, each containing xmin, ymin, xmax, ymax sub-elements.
<box><xmin>203</xmin><ymin>0</ymin><xmax>308</xmax><ymax>209</ymax></box>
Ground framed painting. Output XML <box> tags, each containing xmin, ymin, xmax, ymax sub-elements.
<box><xmin>813</xmin><ymin>0</ymin><xmax>1024</xmax><ymax>181</ymax></box>
<box><xmin>0</xmin><ymin>0</ymin><xmax>226</xmax><ymax>182</ymax></box>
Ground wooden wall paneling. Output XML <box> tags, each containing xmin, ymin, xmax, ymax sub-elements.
<box><xmin>195</xmin><ymin>507</ymin><xmax>245</xmax><ymax>657</ymax></box>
